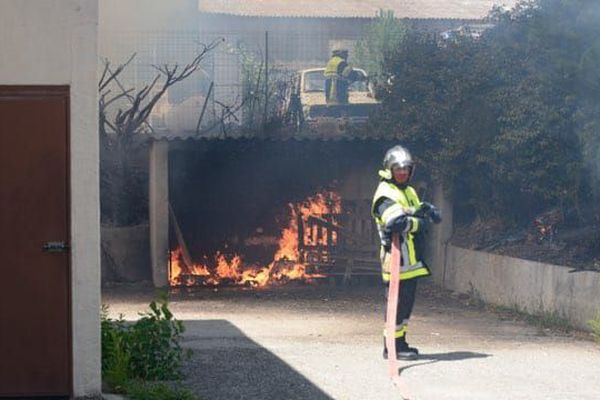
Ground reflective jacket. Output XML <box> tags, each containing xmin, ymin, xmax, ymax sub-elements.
<box><xmin>325</xmin><ymin>56</ymin><xmax>351</xmax><ymax>103</ymax></box>
<box><xmin>371</xmin><ymin>177</ymin><xmax>431</xmax><ymax>281</ymax></box>
<box><xmin>324</xmin><ymin>55</ymin><xmax>348</xmax><ymax>78</ymax></box>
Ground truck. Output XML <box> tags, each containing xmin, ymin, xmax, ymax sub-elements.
<box><xmin>286</xmin><ymin>67</ymin><xmax>380</xmax><ymax>134</ymax></box>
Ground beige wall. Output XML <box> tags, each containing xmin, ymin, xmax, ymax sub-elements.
<box><xmin>0</xmin><ymin>0</ymin><xmax>101</xmax><ymax>397</ymax></box>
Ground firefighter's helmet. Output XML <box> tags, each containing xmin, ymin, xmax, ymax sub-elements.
<box><xmin>381</xmin><ymin>145</ymin><xmax>415</xmax><ymax>181</ymax></box>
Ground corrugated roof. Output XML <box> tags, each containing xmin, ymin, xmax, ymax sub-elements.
<box><xmin>198</xmin><ymin>0</ymin><xmax>516</xmax><ymax>19</ymax></box>
<box><xmin>150</xmin><ymin>127</ymin><xmax>399</xmax><ymax>142</ymax></box>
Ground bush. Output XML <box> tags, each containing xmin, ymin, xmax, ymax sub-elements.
<box><xmin>101</xmin><ymin>305</ymin><xmax>130</xmax><ymax>391</ymax></box>
<box><xmin>371</xmin><ymin>0</ymin><xmax>600</xmax><ymax>225</ymax></box>
<box><xmin>101</xmin><ymin>294</ymin><xmax>191</xmax><ymax>395</ymax></box>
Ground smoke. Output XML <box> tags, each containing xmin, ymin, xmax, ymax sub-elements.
<box><xmin>572</xmin><ymin>1</ymin><xmax>600</xmax><ymax>192</ymax></box>
<box><xmin>99</xmin><ymin>0</ymin><xmax>199</xmax><ymax>32</ymax></box>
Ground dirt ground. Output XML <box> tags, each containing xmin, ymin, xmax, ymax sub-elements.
<box><xmin>103</xmin><ymin>280</ymin><xmax>600</xmax><ymax>400</ymax></box>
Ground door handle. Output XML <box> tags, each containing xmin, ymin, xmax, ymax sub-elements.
<box><xmin>42</xmin><ymin>241</ymin><xmax>70</xmax><ymax>253</ymax></box>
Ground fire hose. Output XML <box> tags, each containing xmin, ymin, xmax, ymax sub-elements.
<box><xmin>385</xmin><ymin>233</ymin><xmax>412</xmax><ymax>399</ymax></box>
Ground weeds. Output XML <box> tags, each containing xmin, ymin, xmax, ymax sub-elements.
<box><xmin>492</xmin><ymin>304</ymin><xmax>573</xmax><ymax>333</ymax></box>
<box><xmin>588</xmin><ymin>311</ymin><xmax>600</xmax><ymax>342</ymax></box>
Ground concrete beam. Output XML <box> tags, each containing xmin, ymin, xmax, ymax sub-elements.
<box><xmin>149</xmin><ymin>141</ymin><xmax>169</xmax><ymax>288</ymax></box>
<box><xmin>428</xmin><ymin>183</ymin><xmax>454</xmax><ymax>286</ymax></box>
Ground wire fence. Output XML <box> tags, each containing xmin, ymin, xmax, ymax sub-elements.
<box><xmin>99</xmin><ymin>29</ymin><xmax>362</xmax><ymax>135</ymax></box>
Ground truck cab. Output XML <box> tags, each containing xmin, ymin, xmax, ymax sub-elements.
<box><xmin>287</xmin><ymin>67</ymin><xmax>380</xmax><ymax>134</ymax></box>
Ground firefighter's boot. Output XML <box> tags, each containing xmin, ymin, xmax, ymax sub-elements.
<box><xmin>383</xmin><ymin>337</ymin><xmax>418</xmax><ymax>361</ymax></box>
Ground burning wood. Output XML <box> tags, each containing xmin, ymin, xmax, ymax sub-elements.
<box><xmin>169</xmin><ymin>191</ymin><xmax>341</xmax><ymax>287</ymax></box>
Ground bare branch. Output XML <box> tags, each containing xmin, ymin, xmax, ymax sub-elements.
<box><xmin>103</xmin><ymin>88</ymin><xmax>135</xmax><ymax>109</ymax></box>
<box><xmin>99</xmin><ymin>53</ymin><xmax>136</xmax><ymax>92</ymax></box>
<box><xmin>99</xmin><ymin>38</ymin><xmax>224</xmax><ymax>140</ymax></box>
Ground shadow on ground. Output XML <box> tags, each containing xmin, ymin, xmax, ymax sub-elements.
<box><xmin>181</xmin><ymin>320</ymin><xmax>334</xmax><ymax>400</ymax></box>
<box><xmin>398</xmin><ymin>351</ymin><xmax>491</xmax><ymax>374</ymax></box>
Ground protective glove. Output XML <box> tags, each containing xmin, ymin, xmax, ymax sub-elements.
<box><xmin>419</xmin><ymin>201</ymin><xmax>435</xmax><ymax>212</ymax></box>
<box><xmin>389</xmin><ymin>215</ymin><xmax>425</xmax><ymax>234</ymax></box>
<box><xmin>417</xmin><ymin>202</ymin><xmax>442</xmax><ymax>224</ymax></box>
<box><xmin>388</xmin><ymin>215</ymin><xmax>409</xmax><ymax>233</ymax></box>
<box><xmin>429</xmin><ymin>208</ymin><xmax>442</xmax><ymax>224</ymax></box>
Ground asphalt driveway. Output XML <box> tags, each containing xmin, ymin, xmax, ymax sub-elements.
<box><xmin>103</xmin><ymin>281</ymin><xmax>600</xmax><ymax>400</ymax></box>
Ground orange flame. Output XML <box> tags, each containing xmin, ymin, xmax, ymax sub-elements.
<box><xmin>169</xmin><ymin>191</ymin><xmax>341</xmax><ymax>287</ymax></box>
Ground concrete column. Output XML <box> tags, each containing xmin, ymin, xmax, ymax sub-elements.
<box><xmin>429</xmin><ymin>183</ymin><xmax>454</xmax><ymax>287</ymax></box>
<box><xmin>149</xmin><ymin>140</ymin><xmax>169</xmax><ymax>288</ymax></box>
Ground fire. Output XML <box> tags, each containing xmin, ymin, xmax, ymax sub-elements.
<box><xmin>169</xmin><ymin>191</ymin><xmax>341</xmax><ymax>287</ymax></box>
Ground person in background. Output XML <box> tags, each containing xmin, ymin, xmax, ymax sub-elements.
<box><xmin>324</xmin><ymin>48</ymin><xmax>364</xmax><ymax>104</ymax></box>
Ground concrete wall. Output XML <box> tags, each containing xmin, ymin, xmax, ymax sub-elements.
<box><xmin>149</xmin><ymin>141</ymin><xmax>170</xmax><ymax>288</ymax></box>
<box><xmin>0</xmin><ymin>1</ymin><xmax>101</xmax><ymax>397</ymax></box>
<box><xmin>441</xmin><ymin>246</ymin><xmax>600</xmax><ymax>331</ymax></box>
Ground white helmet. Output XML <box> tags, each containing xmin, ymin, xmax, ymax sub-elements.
<box><xmin>382</xmin><ymin>145</ymin><xmax>415</xmax><ymax>180</ymax></box>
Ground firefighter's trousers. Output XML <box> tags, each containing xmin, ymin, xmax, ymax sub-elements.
<box><xmin>383</xmin><ymin>277</ymin><xmax>418</xmax><ymax>342</ymax></box>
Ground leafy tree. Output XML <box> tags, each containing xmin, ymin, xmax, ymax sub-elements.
<box><xmin>355</xmin><ymin>10</ymin><xmax>409</xmax><ymax>81</ymax></box>
<box><xmin>372</xmin><ymin>0</ymin><xmax>600</xmax><ymax>225</ymax></box>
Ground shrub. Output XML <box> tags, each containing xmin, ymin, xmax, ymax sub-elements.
<box><xmin>101</xmin><ymin>294</ymin><xmax>190</xmax><ymax>393</ymax></box>
<box><xmin>101</xmin><ymin>305</ymin><xmax>130</xmax><ymax>391</ymax></box>
<box><xmin>371</xmin><ymin>0</ymin><xmax>600</xmax><ymax>225</ymax></box>
<box><xmin>127</xmin><ymin>295</ymin><xmax>187</xmax><ymax>381</ymax></box>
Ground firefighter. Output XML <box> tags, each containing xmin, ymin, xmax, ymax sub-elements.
<box><xmin>324</xmin><ymin>48</ymin><xmax>363</xmax><ymax>104</ymax></box>
<box><xmin>371</xmin><ymin>145</ymin><xmax>441</xmax><ymax>360</ymax></box>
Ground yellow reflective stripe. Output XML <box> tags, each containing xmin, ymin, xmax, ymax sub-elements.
<box><xmin>383</xmin><ymin>325</ymin><xmax>408</xmax><ymax>338</ymax></box>
<box><xmin>382</xmin><ymin>266</ymin><xmax>429</xmax><ymax>281</ymax></box>
<box><xmin>405</xmin><ymin>186</ymin><xmax>420</xmax><ymax>205</ymax></box>
<box><xmin>395</xmin><ymin>327</ymin><xmax>407</xmax><ymax>338</ymax></box>
<box><xmin>409</xmin><ymin>217</ymin><xmax>419</xmax><ymax>233</ymax></box>
<box><xmin>372</xmin><ymin>183</ymin><xmax>417</xmax><ymax>223</ymax></box>
<box><xmin>407</xmin><ymin>234</ymin><xmax>418</xmax><ymax>264</ymax></box>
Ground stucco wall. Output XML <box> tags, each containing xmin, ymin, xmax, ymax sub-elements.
<box><xmin>0</xmin><ymin>1</ymin><xmax>100</xmax><ymax>397</ymax></box>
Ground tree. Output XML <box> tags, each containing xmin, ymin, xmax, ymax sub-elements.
<box><xmin>372</xmin><ymin>0</ymin><xmax>599</xmax><ymax>224</ymax></box>
<box><xmin>355</xmin><ymin>9</ymin><xmax>409</xmax><ymax>82</ymax></box>
<box><xmin>99</xmin><ymin>39</ymin><xmax>222</xmax><ymax>225</ymax></box>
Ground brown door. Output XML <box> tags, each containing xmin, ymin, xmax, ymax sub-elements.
<box><xmin>0</xmin><ymin>86</ymin><xmax>71</xmax><ymax>398</ymax></box>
